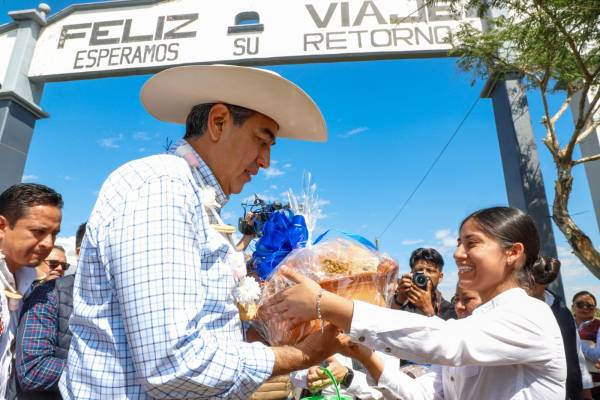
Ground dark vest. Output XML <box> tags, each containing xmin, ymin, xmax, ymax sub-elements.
<box><xmin>54</xmin><ymin>275</ymin><xmax>74</xmax><ymax>361</ymax></box>
<box><xmin>548</xmin><ymin>291</ymin><xmax>584</xmax><ymax>400</ymax></box>
<box><xmin>10</xmin><ymin>275</ymin><xmax>75</xmax><ymax>400</ymax></box>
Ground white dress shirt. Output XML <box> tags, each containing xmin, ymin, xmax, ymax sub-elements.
<box><xmin>349</xmin><ymin>288</ymin><xmax>566</xmax><ymax>399</ymax></box>
<box><xmin>60</xmin><ymin>142</ymin><xmax>274</xmax><ymax>399</ymax></box>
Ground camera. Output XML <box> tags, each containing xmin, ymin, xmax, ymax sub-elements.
<box><xmin>412</xmin><ymin>271</ymin><xmax>429</xmax><ymax>290</ymax></box>
<box><xmin>238</xmin><ymin>195</ymin><xmax>289</xmax><ymax>237</ymax></box>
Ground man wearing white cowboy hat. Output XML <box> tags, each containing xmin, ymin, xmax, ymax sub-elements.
<box><xmin>59</xmin><ymin>65</ymin><xmax>339</xmax><ymax>400</ymax></box>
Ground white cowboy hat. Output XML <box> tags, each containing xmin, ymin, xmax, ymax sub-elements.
<box><xmin>141</xmin><ymin>64</ymin><xmax>327</xmax><ymax>142</ymax></box>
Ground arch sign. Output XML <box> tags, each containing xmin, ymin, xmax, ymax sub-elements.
<box><xmin>1</xmin><ymin>0</ymin><xmax>482</xmax><ymax>81</ymax></box>
<box><xmin>1</xmin><ymin>0</ymin><xmax>598</xmax><ymax>298</ymax></box>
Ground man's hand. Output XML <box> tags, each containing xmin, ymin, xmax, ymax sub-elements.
<box><xmin>307</xmin><ymin>357</ymin><xmax>348</xmax><ymax>392</ymax></box>
<box><xmin>272</xmin><ymin>324</ymin><xmax>342</xmax><ymax>376</ymax></box>
<box><xmin>406</xmin><ymin>280</ymin><xmax>435</xmax><ymax>316</ymax></box>
<box><xmin>250</xmin><ymin>375</ymin><xmax>292</xmax><ymax>400</ymax></box>
<box><xmin>394</xmin><ymin>274</ymin><xmax>413</xmax><ymax>306</ymax></box>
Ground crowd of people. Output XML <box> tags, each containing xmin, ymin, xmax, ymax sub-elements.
<box><xmin>0</xmin><ymin>64</ymin><xmax>599</xmax><ymax>399</ymax></box>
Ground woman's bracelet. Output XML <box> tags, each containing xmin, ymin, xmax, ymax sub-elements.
<box><xmin>316</xmin><ymin>288</ymin><xmax>324</xmax><ymax>333</ymax></box>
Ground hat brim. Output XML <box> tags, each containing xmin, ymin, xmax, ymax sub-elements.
<box><xmin>141</xmin><ymin>65</ymin><xmax>327</xmax><ymax>142</ymax></box>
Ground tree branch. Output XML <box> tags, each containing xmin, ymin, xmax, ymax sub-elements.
<box><xmin>573</xmin><ymin>153</ymin><xmax>600</xmax><ymax>166</ymax></box>
<box><xmin>575</xmin><ymin>118</ymin><xmax>600</xmax><ymax>144</ymax></box>
<box><xmin>581</xmin><ymin>88</ymin><xmax>600</xmax><ymax>129</ymax></box>
<box><xmin>551</xmin><ymin>89</ymin><xmax>574</xmax><ymax>126</ymax></box>
<box><xmin>565</xmin><ymin>81</ymin><xmax>592</xmax><ymax>160</ymax></box>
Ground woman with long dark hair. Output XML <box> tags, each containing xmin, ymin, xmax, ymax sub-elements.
<box><xmin>263</xmin><ymin>206</ymin><xmax>567</xmax><ymax>399</ymax></box>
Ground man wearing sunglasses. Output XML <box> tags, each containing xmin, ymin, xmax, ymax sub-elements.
<box><xmin>32</xmin><ymin>245</ymin><xmax>69</xmax><ymax>288</ymax></box>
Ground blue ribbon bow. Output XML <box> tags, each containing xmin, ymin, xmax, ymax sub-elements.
<box><xmin>252</xmin><ymin>210</ymin><xmax>308</xmax><ymax>280</ymax></box>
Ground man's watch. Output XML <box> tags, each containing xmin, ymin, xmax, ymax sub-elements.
<box><xmin>340</xmin><ymin>368</ymin><xmax>354</xmax><ymax>389</ymax></box>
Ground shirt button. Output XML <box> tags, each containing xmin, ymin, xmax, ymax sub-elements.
<box><xmin>358</xmin><ymin>336</ymin><xmax>365</xmax><ymax>342</ymax></box>
<box><xmin>450</xmin><ymin>376</ymin><xmax>455</xmax><ymax>382</ymax></box>
<box><xmin>384</xmin><ymin>347</ymin><xmax>391</xmax><ymax>353</ymax></box>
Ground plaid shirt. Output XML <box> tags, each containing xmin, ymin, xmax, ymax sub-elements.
<box><xmin>15</xmin><ymin>281</ymin><xmax>64</xmax><ymax>392</ymax></box>
<box><xmin>59</xmin><ymin>141</ymin><xmax>274</xmax><ymax>399</ymax></box>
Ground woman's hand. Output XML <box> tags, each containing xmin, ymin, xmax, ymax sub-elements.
<box><xmin>261</xmin><ymin>266</ymin><xmax>323</xmax><ymax>325</ymax></box>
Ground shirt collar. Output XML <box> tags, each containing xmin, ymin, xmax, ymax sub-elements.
<box><xmin>0</xmin><ymin>250</ymin><xmax>15</xmax><ymax>290</ymax></box>
<box><xmin>168</xmin><ymin>139</ymin><xmax>229</xmax><ymax>208</ymax></box>
<box><xmin>473</xmin><ymin>287</ymin><xmax>527</xmax><ymax>315</ymax></box>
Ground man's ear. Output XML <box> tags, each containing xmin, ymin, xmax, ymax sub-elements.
<box><xmin>0</xmin><ymin>215</ymin><xmax>8</xmax><ymax>241</ymax></box>
<box><xmin>206</xmin><ymin>104</ymin><xmax>231</xmax><ymax>142</ymax></box>
<box><xmin>438</xmin><ymin>271</ymin><xmax>444</xmax><ymax>282</ymax></box>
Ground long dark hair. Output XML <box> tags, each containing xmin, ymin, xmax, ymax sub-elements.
<box><xmin>460</xmin><ymin>206</ymin><xmax>560</xmax><ymax>288</ymax></box>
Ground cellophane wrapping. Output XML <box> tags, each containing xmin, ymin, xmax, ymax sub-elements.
<box><xmin>255</xmin><ymin>237</ymin><xmax>398</xmax><ymax>346</ymax></box>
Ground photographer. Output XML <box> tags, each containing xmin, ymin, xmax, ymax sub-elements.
<box><xmin>393</xmin><ymin>248</ymin><xmax>456</xmax><ymax>320</ymax></box>
<box><xmin>236</xmin><ymin>212</ymin><xmax>257</xmax><ymax>252</ymax></box>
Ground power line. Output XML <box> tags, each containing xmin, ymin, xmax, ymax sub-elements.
<box><xmin>377</xmin><ymin>96</ymin><xmax>481</xmax><ymax>240</ymax></box>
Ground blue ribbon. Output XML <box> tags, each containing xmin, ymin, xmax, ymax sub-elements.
<box><xmin>313</xmin><ymin>230</ymin><xmax>378</xmax><ymax>251</ymax></box>
<box><xmin>253</xmin><ymin>210</ymin><xmax>308</xmax><ymax>280</ymax></box>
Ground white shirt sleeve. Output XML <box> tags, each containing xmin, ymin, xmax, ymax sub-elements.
<box><xmin>377</xmin><ymin>363</ymin><xmax>444</xmax><ymax>400</ymax></box>
<box><xmin>349</xmin><ymin>300</ymin><xmax>555</xmax><ymax>367</ymax></box>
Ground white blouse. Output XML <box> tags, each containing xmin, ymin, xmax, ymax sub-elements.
<box><xmin>349</xmin><ymin>288</ymin><xmax>566</xmax><ymax>400</ymax></box>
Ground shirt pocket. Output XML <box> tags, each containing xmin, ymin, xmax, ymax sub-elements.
<box><xmin>201</xmin><ymin>230</ymin><xmax>236</xmax><ymax>296</ymax></box>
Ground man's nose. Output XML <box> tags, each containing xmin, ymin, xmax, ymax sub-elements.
<box><xmin>258</xmin><ymin>146</ymin><xmax>271</xmax><ymax>169</ymax></box>
<box><xmin>39</xmin><ymin>233</ymin><xmax>54</xmax><ymax>251</ymax></box>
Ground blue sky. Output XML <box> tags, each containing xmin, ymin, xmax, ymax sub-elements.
<box><xmin>2</xmin><ymin>1</ymin><xmax>599</xmax><ymax>303</ymax></box>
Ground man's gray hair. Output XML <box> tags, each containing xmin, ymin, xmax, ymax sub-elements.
<box><xmin>184</xmin><ymin>103</ymin><xmax>256</xmax><ymax>139</ymax></box>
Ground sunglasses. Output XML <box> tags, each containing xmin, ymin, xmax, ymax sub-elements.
<box><xmin>574</xmin><ymin>301</ymin><xmax>596</xmax><ymax>310</ymax></box>
<box><xmin>44</xmin><ymin>259</ymin><xmax>70</xmax><ymax>271</ymax></box>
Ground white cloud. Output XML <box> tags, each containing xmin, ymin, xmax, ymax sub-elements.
<box><xmin>339</xmin><ymin>127</ymin><xmax>369</xmax><ymax>138</ymax></box>
<box><xmin>263</xmin><ymin>167</ymin><xmax>284</xmax><ymax>178</ymax></box>
<box><xmin>402</xmin><ymin>239</ymin><xmax>424</xmax><ymax>246</ymax></box>
<box><xmin>557</xmin><ymin>245</ymin><xmax>593</xmax><ymax>278</ymax></box>
<box><xmin>435</xmin><ymin>229</ymin><xmax>451</xmax><ymax>240</ymax></box>
<box><xmin>138</xmin><ymin>147</ymin><xmax>147</xmax><ymax>153</ymax></box>
<box><xmin>133</xmin><ymin>131</ymin><xmax>151</xmax><ymax>141</ymax></box>
<box><xmin>63</xmin><ymin>176</ymin><xmax>73</xmax><ymax>181</ymax></box>
<box><xmin>21</xmin><ymin>174</ymin><xmax>38</xmax><ymax>182</ymax></box>
<box><xmin>441</xmin><ymin>237</ymin><xmax>457</xmax><ymax>248</ymax></box>
<box><xmin>283</xmin><ymin>163</ymin><xmax>292</xmax><ymax>169</ymax></box>
<box><xmin>97</xmin><ymin>134</ymin><xmax>123</xmax><ymax>149</ymax></box>
<box><xmin>269</xmin><ymin>185</ymin><xmax>278</xmax><ymax>190</ymax></box>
